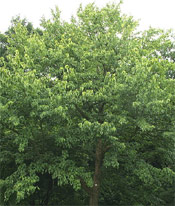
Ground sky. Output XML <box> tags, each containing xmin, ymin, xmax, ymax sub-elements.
<box><xmin>0</xmin><ymin>0</ymin><xmax>175</xmax><ymax>33</ymax></box>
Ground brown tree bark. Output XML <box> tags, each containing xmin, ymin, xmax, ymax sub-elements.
<box><xmin>89</xmin><ymin>138</ymin><xmax>103</xmax><ymax>206</ymax></box>
<box><xmin>79</xmin><ymin>139</ymin><xmax>111</xmax><ymax>206</ymax></box>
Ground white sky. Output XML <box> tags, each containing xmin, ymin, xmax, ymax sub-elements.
<box><xmin>0</xmin><ymin>0</ymin><xmax>175</xmax><ymax>33</ymax></box>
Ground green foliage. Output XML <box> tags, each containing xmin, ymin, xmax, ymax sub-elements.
<box><xmin>0</xmin><ymin>2</ymin><xmax>175</xmax><ymax>205</ymax></box>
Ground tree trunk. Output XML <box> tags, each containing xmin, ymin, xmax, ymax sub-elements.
<box><xmin>89</xmin><ymin>139</ymin><xmax>103</xmax><ymax>206</ymax></box>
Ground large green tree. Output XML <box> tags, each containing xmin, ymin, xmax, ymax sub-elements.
<box><xmin>0</xmin><ymin>3</ymin><xmax>175</xmax><ymax>205</ymax></box>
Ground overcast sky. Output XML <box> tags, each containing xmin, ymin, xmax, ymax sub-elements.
<box><xmin>0</xmin><ymin>0</ymin><xmax>175</xmax><ymax>33</ymax></box>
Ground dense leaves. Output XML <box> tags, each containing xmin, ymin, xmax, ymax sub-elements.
<box><xmin>0</xmin><ymin>2</ymin><xmax>175</xmax><ymax>205</ymax></box>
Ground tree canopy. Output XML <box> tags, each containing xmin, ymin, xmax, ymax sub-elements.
<box><xmin>0</xmin><ymin>3</ymin><xmax>175</xmax><ymax>206</ymax></box>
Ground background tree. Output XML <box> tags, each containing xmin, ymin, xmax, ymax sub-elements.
<box><xmin>0</xmin><ymin>16</ymin><xmax>42</xmax><ymax>60</ymax></box>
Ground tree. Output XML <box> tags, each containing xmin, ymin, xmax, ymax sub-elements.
<box><xmin>0</xmin><ymin>3</ymin><xmax>175</xmax><ymax>205</ymax></box>
<box><xmin>0</xmin><ymin>16</ymin><xmax>42</xmax><ymax>60</ymax></box>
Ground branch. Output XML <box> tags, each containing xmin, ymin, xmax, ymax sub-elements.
<box><xmin>103</xmin><ymin>145</ymin><xmax>112</xmax><ymax>154</ymax></box>
<box><xmin>74</xmin><ymin>103</ymin><xmax>90</xmax><ymax>120</ymax></box>
<box><xmin>79</xmin><ymin>177</ymin><xmax>92</xmax><ymax>195</ymax></box>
